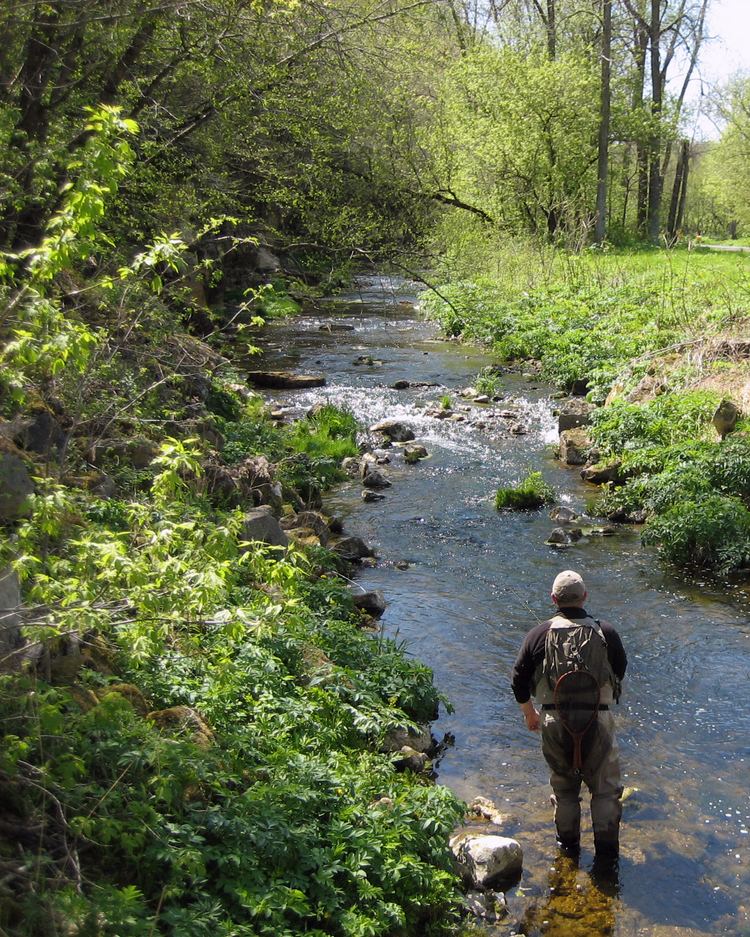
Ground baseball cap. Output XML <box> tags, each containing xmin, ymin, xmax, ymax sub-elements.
<box><xmin>551</xmin><ymin>570</ymin><xmax>586</xmax><ymax>604</ymax></box>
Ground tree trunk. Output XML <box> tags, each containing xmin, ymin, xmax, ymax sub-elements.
<box><xmin>647</xmin><ymin>0</ymin><xmax>663</xmax><ymax>243</ymax></box>
<box><xmin>547</xmin><ymin>0</ymin><xmax>556</xmax><ymax>60</ymax></box>
<box><xmin>666</xmin><ymin>139</ymin><xmax>687</xmax><ymax>242</ymax></box>
<box><xmin>674</xmin><ymin>140</ymin><xmax>689</xmax><ymax>235</ymax></box>
<box><xmin>632</xmin><ymin>18</ymin><xmax>649</xmax><ymax>235</ymax></box>
<box><xmin>595</xmin><ymin>0</ymin><xmax>612</xmax><ymax>244</ymax></box>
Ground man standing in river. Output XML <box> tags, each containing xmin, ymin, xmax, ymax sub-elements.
<box><xmin>511</xmin><ymin>570</ymin><xmax>627</xmax><ymax>866</ymax></box>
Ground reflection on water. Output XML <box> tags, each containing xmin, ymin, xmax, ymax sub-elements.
<box><xmin>253</xmin><ymin>276</ymin><xmax>750</xmax><ymax>936</ymax></box>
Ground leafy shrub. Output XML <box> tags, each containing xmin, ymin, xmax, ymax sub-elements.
<box><xmin>642</xmin><ymin>494</ymin><xmax>750</xmax><ymax>572</ymax></box>
<box><xmin>707</xmin><ymin>435</ymin><xmax>750</xmax><ymax>500</ymax></box>
<box><xmin>495</xmin><ymin>471</ymin><xmax>555</xmax><ymax>510</ymax></box>
<box><xmin>590</xmin><ymin>391</ymin><xmax>721</xmax><ymax>456</ymax></box>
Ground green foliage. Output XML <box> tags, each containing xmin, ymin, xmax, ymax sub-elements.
<box><xmin>495</xmin><ymin>471</ymin><xmax>555</xmax><ymax>510</ymax></box>
<box><xmin>422</xmin><ymin>245</ymin><xmax>749</xmax><ymax>403</ymax></box>
<box><xmin>642</xmin><ymin>495</ymin><xmax>750</xmax><ymax>573</ymax></box>
<box><xmin>590</xmin><ymin>391</ymin><xmax>722</xmax><ymax>456</ymax></box>
<box><xmin>431</xmin><ymin>48</ymin><xmax>598</xmax><ymax>238</ymax></box>
<box><xmin>474</xmin><ymin>367</ymin><xmax>503</xmax><ymax>398</ymax></box>
<box><xmin>253</xmin><ymin>284</ymin><xmax>302</xmax><ymax>320</ymax></box>
<box><xmin>2</xmin><ymin>445</ymin><xmax>464</xmax><ymax>934</ymax></box>
<box><xmin>285</xmin><ymin>405</ymin><xmax>359</xmax><ymax>487</ymax></box>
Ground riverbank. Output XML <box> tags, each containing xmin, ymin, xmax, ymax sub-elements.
<box><xmin>421</xmin><ymin>243</ymin><xmax>750</xmax><ymax>576</ymax></box>
<box><xmin>0</xmin><ymin>275</ymin><xmax>473</xmax><ymax>934</ymax></box>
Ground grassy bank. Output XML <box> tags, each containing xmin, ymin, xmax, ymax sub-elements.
<box><xmin>423</xmin><ymin>237</ymin><xmax>750</xmax><ymax>575</ymax></box>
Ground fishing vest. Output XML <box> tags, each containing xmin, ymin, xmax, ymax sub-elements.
<box><xmin>533</xmin><ymin>615</ymin><xmax>616</xmax><ymax>707</ymax></box>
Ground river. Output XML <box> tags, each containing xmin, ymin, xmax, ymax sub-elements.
<box><xmin>253</xmin><ymin>275</ymin><xmax>750</xmax><ymax>937</ymax></box>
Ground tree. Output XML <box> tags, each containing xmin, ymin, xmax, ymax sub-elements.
<box><xmin>595</xmin><ymin>0</ymin><xmax>613</xmax><ymax>243</ymax></box>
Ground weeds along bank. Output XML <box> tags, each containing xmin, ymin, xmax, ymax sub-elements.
<box><xmin>0</xmin><ymin>111</ymin><xmax>466</xmax><ymax>936</ymax></box>
<box><xmin>423</xmin><ymin>233</ymin><xmax>750</xmax><ymax>575</ymax></box>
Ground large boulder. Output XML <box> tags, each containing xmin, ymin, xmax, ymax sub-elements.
<box><xmin>88</xmin><ymin>436</ymin><xmax>159</xmax><ymax>469</ymax></box>
<box><xmin>351</xmin><ymin>590</ymin><xmax>387</xmax><ymax>617</ymax></box>
<box><xmin>369</xmin><ymin>419</ymin><xmax>415</xmax><ymax>442</ymax></box>
<box><xmin>240</xmin><ymin>505</ymin><xmax>289</xmax><ymax>549</ymax></box>
<box><xmin>247</xmin><ymin>370</ymin><xmax>326</xmax><ymax>389</ymax></box>
<box><xmin>281</xmin><ymin>510</ymin><xmax>331</xmax><ymax>545</ymax></box>
<box><xmin>0</xmin><ymin>568</ymin><xmax>23</xmax><ymax>672</ymax></box>
<box><xmin>713</xmin><ymin>399</ymin><xmax>739</xmax><ymax>439</ymax></box>
<box><xmin>13</xmin><ymin>407</ymin><xmax>65</xmax><ymax>459</ymax></box>
<box><xmin>0</xmin><ymin>447</ymin><xmax>34</xmax><ymax>521</ymax></box>
<box><xmin>558</xmin><ymin>427</ymin><xmax>591</xmax><ymax>466</ymax></box>
<box><xmin>332</xmin><ymin>536</ymin><xmax>375</xmax><ymax>561</ymax></box>
<box><xmin>450</xmin><ymin>833</ymin><xmax>523</xmax><ymax>888</ymax></box>
<box><xmin>558</xmin><ymin>398</ymin><xmax>595</xmax><ymax>432</ymax></box>
<box><xmin>581</xmin><ymin>461</ymin><xmax>624</xmax><ymax>486</ymax></box>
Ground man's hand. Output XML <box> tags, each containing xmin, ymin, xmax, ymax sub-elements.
<box><xmin>520</xmin><ymin>700</ymin><xmax>540</xmax><ymax>732</ymax></box>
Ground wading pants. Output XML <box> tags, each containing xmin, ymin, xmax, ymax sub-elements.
<box><xmin>540</xmin><ymin>710</ymin><xmax>622</xmax><ymax>855</ymax></box>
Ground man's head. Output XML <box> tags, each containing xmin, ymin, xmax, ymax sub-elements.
<box><xmin>551</xmin><ymin>569</ymin><xmax>587</xmax><ymax>607</ymax></box>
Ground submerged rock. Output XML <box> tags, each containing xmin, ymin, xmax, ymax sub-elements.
<box><xmin>247</xmin><ymin>370</ymin><xmax>326</xmax><ymax>389</ymax></box>
<box><xmin>462</xmin><ymin>890</ymin><xmax>508</xmax><ymax>923</ymax></box>
<box><xmin>404</xmin><ymin>444</ymin><xmax>428</xmax><ymax>464</ymax></box>
<box><xmin>369</xmin><ymin>418</ymin><xmax>415</xmax><ymax>442</ymax></box>
<box><xmin>549</xmin><ymin>505</ymin><xmax>580</xmax><ymax>523</ymax></box>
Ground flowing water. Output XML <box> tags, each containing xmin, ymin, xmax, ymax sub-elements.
<box><xmin>253</xmin><ymin>276</ymin><xmax>750</xmax><ymax>937</ymax></box>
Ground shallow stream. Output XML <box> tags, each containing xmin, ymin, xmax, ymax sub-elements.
<box><xmin>254</xmin><ymin>276</ymin><xmax>750</xmax><ymax>937</ymax></box>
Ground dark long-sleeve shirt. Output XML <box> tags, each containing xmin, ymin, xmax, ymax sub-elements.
<box><xmin>511</xmin><ymin>606</ymin><xmax>627</xmax><ymax>704</ymax></box>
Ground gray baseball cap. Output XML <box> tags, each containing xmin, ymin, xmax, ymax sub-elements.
<box><xmin>552</xmin><ymin>569</ymin><xmax>586</xmax><ymax>603</ymax></box>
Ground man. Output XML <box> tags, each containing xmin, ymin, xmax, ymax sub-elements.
<box><xmin>511</xmin><ymin>570</ymin><xmax>627</xmax><ymax>864</ymax></box>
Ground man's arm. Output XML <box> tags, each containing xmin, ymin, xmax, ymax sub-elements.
<box><xmin>511</xmin><ymin>621</ymin><xmax>548</xmax><ymax>732</ymax></box>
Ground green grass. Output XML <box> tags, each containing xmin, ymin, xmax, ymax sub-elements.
<box><xmin>495</xmin><ymin>471</ymin><xmax>555</xmax><ymax>510</ymax></box>
<box><xmin>422</xmin><ymin>242</ymin><xmax>750</xmax><ymax>403</ymax></box>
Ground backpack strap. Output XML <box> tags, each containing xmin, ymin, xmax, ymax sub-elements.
<box><xmin>550</xmin><ymin>613</ymin><xmax>607</xmax><ymax>645</ymax></box>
